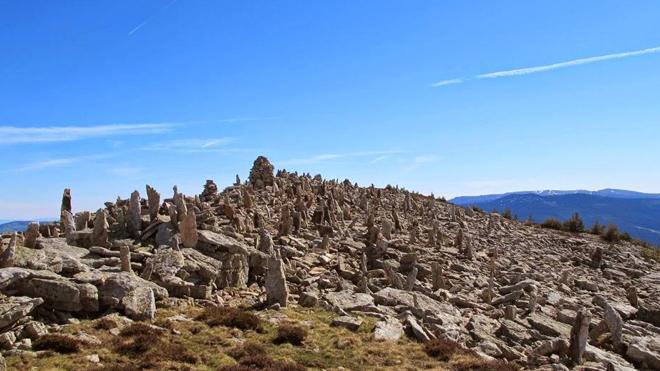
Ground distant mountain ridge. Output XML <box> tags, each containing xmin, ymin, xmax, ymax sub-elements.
<box><xmin>0</xmin><ymin>219</ymin><xmax>57</xmax><ymax>234</ymax></box>
<box><xmin>451</xmin><ymin>189</ymin><xmax>660</xmax><ymax>205</ymax></box>
<box><xmin>451</xmin><ymin>190</ymin><xmax>660</xmax><ymax>245</ymax></box>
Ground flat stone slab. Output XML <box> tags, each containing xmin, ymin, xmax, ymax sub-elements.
<box><xmin>324</xmin><ymin>290</ymin><xmax>374</xmax><ymax>312</ymax></box>
<box><xmin>373</xmin><ymin>287</ymin><xmax>461</xmax><ymax>321</ymax></box>
<box><xmin>373</xmin><ymin>316</ymin><xmax>403</xmax><ymax>341</ymax></box>
<box><xmin>527</xmin><ymin>313</ymin><xmax>571</xmax><ymax>338</ymax></box>
<box><xmin>331</xmin><ymin>316</ymin><xmax>363</xmax><ymax>331</ymax></box>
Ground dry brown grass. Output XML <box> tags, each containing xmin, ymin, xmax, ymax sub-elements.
<box><xmin>7</xmin><ymin>305</ymin><xmax>472</xmax><ymax>370</ymax></box>
<box><xmin>424</xmin><ymin>338</ymin><xmax>466</xmax><ymax>361</ymax></box>
<box><xmin>453</xmin><ymin>358</ymin><xmax>521</xmax><ymax>371</ymax></box>
<box><xmin>118</xmin><ymin>322</ymin><xmax>163</xmax><ymax>337</ymax></box>
<box><xmin>641</xmin><ymin>245</ymin><xmax>660</xmax><ymax>263</ymax></box>
<box><xmin>32</xmin><ymin>334</ymin><xmax>81</xmax><ymax>354</ymax></box>
<box><xmin>197</xmin><ymin>306</ymin><xmax>264</xmax><ymax>332</ymax></box>
<box><xmin>221</xmin><ymin>354</ymin><xmax>307</xmax><ymax>371</ymax></box>
<box><xmin>94</xmin><ymin>317</ymin><xmax>119</xmax><ymax>330</ymax></box>
<box><xmin>228</xmin><ymin>340</ymin><xmax>267</xmax><ymax>360</ymax></box>
<box><xmin>273</xmin><ymin>323</ymin><xmax>307</xmax><ymax>346</ymax></box>
<box><xmin>112</xmin><ymin>334</ymin><xmax>161</xmax><ymax>355</ymax></box>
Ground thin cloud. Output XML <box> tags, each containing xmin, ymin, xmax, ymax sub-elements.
<box><xmin>14</xmin><ymin>154</ymin><xmax>111</xmax><ymax>172</ymax></box>
<box><xmin>413</xmin><ymin>155</ymin><xmax>439</xmax><ymax>164</ymax></box>
<box><xmin>0</xmin><ymin>123</ymin><xmax>175</xmax><ymax>144</ymax></box>
<box><xmin>281</xmin><ymin>150</ymin><xmax>404</xmax><ymax>166</ymax></box>
<box><xmin>432</xmin><ymin>44</ymin><xmax>660</xmax><ymax>87</ymax></box>
<box><xmin>141</xmin><ymin>137</ymin><xmax>235</xmax><ymax>152</ymax></box>
<box><xmin>128</xmin><ymin>0</ymin><xmax>178</xmax><ymax>36</ymax></box>
<box><xmin>108</xmin><ymin>167</ymin><xmax>143</xmax><ymax>177</ymax></box>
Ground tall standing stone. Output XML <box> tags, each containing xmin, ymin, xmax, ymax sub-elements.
<box><xmin>381</xmin><ymin>219</ymin><xmax>393</xmax><ymax>240</ymax></box>
<box><xmin>405</xmin><ymin>267</ymin><xmax>418</xmax><ymax>291</ymax></box>
<box><xmin>24</xmin><ymin>222</ymin><xmax>41</xmax><ymax>248</ymax></box>
<box><xmin>146</xmin><ymin>185</ymin><xmax>160</xmax><ymax>222</ymax></box>
<box><xmin>92</xmin><ymin>209</ymin><xmax>109</xmax><ymax>247</ymax></box>
<box><xmin>120</xmin><ymin>245</ymin><xmax>132</xmax><ymax>273</ymax></box>
<box><xmin>0</xmin><ymin>232</ymin><xmax>17</xmax><ymax>268</ymax></box>
<box><xmin>603</xmin><ymin>301</ymin><xmax>623</xmax><ymax>351</ymax></box>
<box><xmin>568</xmin><ymin>309</ymin><xmax>591</xmax><ymax>365</ymax></box>
<box><xmin>431</xmin><ymin>262</ymin><xmax>445</xmax><ymax>290</ymax></box>
<box><xmin>626</xmin><ymin>286</ymin><xmax>639</xmax><ymax>308</ymax></box>
<box><xmin>179</xmin><ymin>210</ymin><xmax>198</xmax><ymax>249</ymax></box>
<box><xmin>265</xmin><ymin>249</ymin><xmax>288</xmax><ymax>307</ymax></box>
<box><xmin>257</xmin><ymin>228</ymin><xmax>274</xmax><ymax>255</ymax></box>
<box><xmin>127</xmin><ymin>191</ymin><xmax>142</xmax><ymax>238</ymax></box>
<box><xmin>61</xmin><ymin>210</ymin><xmax>76</xmax><ymax>244</ymax></box>
<box><xmin>60</xmin><ymin>188</ymin><xmax>72</xmax><ymax>230</ymax></box>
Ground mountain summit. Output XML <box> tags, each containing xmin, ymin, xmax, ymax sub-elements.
<box><xmin>0</xmin><ymin>157</ymin><xmax>658</xmax><ymax>369</ymax></box>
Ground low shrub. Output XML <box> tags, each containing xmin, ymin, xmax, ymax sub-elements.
<box><xmin>113</xmin><ymin>334</ymin><xmax>161</xmax><ymax>355</ymax></box>
<box><xmin>273</xmin><ymin>323</ymin><xmax>307</xmax><ymax>346</ymax></box>
<box><xmin>196</xmin><ymin>306</ymin><xmax>263</xmax><ymax>332</ymax></box>
<box><xmin>453</xmin><ymin>358</ymin><xmax>520</xmax><ymax>371</ymax></box>
<box><xmin>220</xmin><ymin>354</ymin><xmax>306</xmax><ymax>371</ymax></box>
<box><xmin>540</xmin><ymin>218</ymin><xmax>562</xmax><ymax>230</ymax></box>
<box><xmin>147</xmin><ymin>342</ymin><xmax>199</xmax><ymax>364</ymax></box>
<box><xmin>228</xmin><ymin>341</ymin><xmax>267</xmax><ymax>360</ymax></box>
<box><xmin>640</xmin><ymin>244</ymin><xmax>660</xmax><ymax>263</ymax></box>
<box><xmin>32</xmin><ymin>334</ymin><xmax>81</xmax><ymax>354</ymax></box>
<box><xmin>563</xmin><ymin>213</ymin><xmax>585</xmax><ymax>233</ymax></box>
<box><xmin>602</xmin><ymin>224</ymin><xmax>620</xmax><ymax>243</ymax></box>
<box><xmin>590</xmin><ymin>221</ymin><xmax>605</xmax><ymax>235</ymax></box>
<box><xmin>423</xmin><ymin>338</ymin><xmax>464</xmax><ymax>361</ymax></box>
<box><xmin>502</xmin><ymin>208</ymin><xmax>513</xmax><ymax>220</ymax></box>
<box><xmin>119</xmin><ymin>322</ymin><xmax>162</xmax><ymax>337</ymax></box>
<box><xmin>94</xmin><ymin>317</ymin><xmax>118</xmax><ymax>330</ymax></box>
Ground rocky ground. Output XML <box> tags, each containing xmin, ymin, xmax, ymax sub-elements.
<box><xmin>0</xmin><ymin>156</ymin><xmax>658</xmax><ymax>370</ymax></box>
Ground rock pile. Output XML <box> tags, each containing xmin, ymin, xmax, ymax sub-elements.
<box><xmin>0</xmin><ymin>155</ymin><xmax>658</xmax><ymax>370</ymax></box>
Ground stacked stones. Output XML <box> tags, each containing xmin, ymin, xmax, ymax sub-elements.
<box><xmin>249</xmin><ymin>156</ymin><xmax>274</xmax><ymax>189</ymax></box>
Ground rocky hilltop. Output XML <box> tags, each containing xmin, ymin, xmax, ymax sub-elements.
<box><xmin>0</xmin><ymin>156</ymin><xmax>658</xmax><ymax>370</ymax></box>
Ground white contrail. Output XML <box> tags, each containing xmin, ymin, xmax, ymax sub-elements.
<box><xmin>128</xmin><ymin>0</ymin><xmax>178</xmax><ymax>36</ymax></box>
<box><xmin>430</xmin><ymin>78</ymin><xmax>463</xmax><ymax>87</ymax></box>
<box><xmin>432</xmin><ymin>45</ymin><xmax>660</xmax><ymax>87</ymax></box>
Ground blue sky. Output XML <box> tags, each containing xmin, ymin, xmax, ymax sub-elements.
<box><xmin>1</xmin><ymin>1</ymin><xmax>660</xmax><ymax>219</ymax></box>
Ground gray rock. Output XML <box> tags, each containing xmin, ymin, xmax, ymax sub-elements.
<box><xmin>0</xmin><ymin>296</ymin><xmax>43</xmax><ymax>330</ymax></box>
<box><xmin>21</xmin><ymin>321</ymin><xmax>48</xmax><ymax>339</ymax></box>
<box><xmin>24</xmin><ymin>222</ymin><xmax>41</xmax><ymax>249</ymax></box>
<box><xmin>491</xmin><ymin>289</ymin><xmax>524</xmax><ymax>306</ymax></box>
<box><xmin>331</xmin><ymin>316</ymin><xmax>363</xmax><ymax>331</ymax></box>
<box><xmin>527</xmin><ymin>313</ymin><xmax>571</xmax><ymax>338</ymax></box>
<box><xmin>92</xmin><ymin>209</ymin><xmax>109</xmax><ymax>247</ymax></box>
<box><xmin>265</xmin><ymin>250</ymin><xmax>288</xmax><ymax>307</ymax></box>
<box><xmin>121</xmin><ymin>286</ymin><xmax>156</xmax><ymax>320</ymax></box>
<box><xmin>179</xmin><ymin>211</ymin><xmax>198</xmax><ymax>249</ymax></box>
<box><xmin>0</xmin><ymin>268</ymin><xmax>30</xmax><ymax>289</ymax></box>
<box><xmin>197</xmin><ymin>230</ymin><xmax>249</xmax><ymax>255</ymax></box>
<box><xmin>373</xmin><ymin>316</ymin><xmax>404</xmax><ymax>341</ymax></box>
<box><xmin>10</xmin><ymin>276</ymin><xmax>98</xmax><ymax>313</ymax></box>
<box><xmin>626</xmin><ymin>336</ymin><xmax>660</xmax><ymax>370</ymax></box>
<box><xmin>405</xmin><ymin>314</ymin><xmax>431</xmax><ymax>341</ymax></box>
<box><xmin>324</xmin><ymin>290</ymin><xmax>375</xmax><ymax>312</ymax></box>
<box><xmin>373</xmin><ymin>287</ymin><xmax>461</xmax><ymax>320</ymax></box>
<box><xmin>127</xmin><ymin>190</ymin><xmax>141</xmax><ymax>238</ymax></box>
<box><xmin>568</xmin><ymin>309</ymin><xmax>590</xmax><ymax>365</ymax></box>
